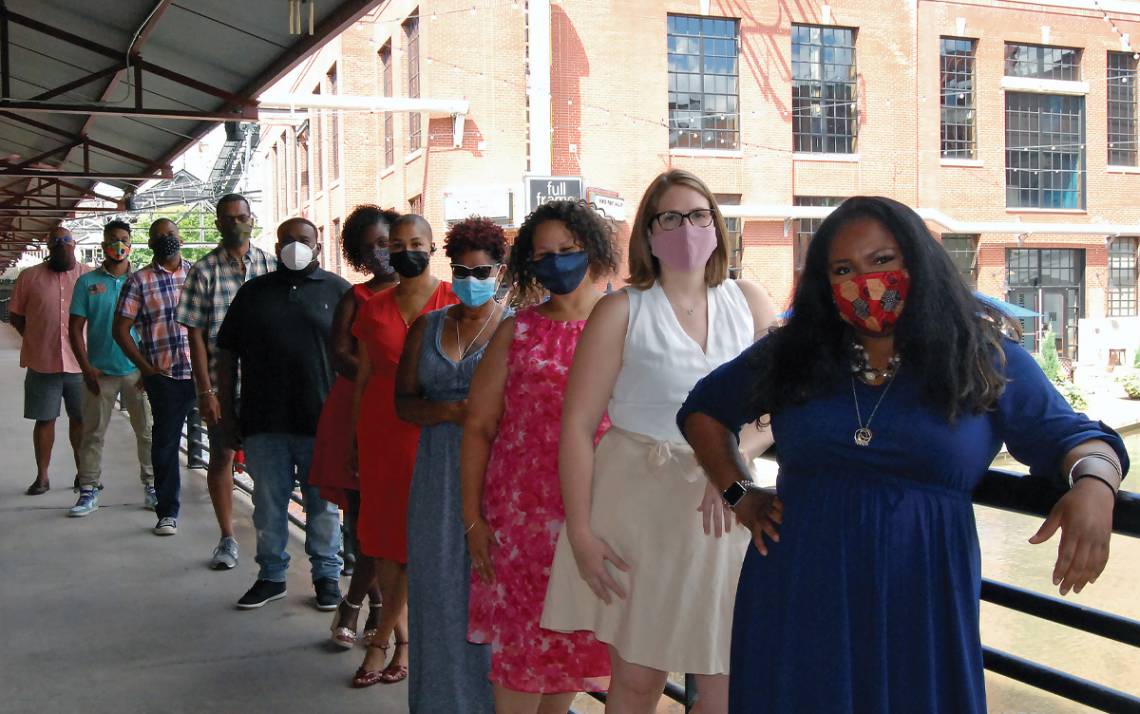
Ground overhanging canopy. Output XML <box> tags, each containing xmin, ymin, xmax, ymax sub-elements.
<box><xmin>0</xmin><ymin>0</ymin><xmax>378</xmax><ymax>269</ymax></box>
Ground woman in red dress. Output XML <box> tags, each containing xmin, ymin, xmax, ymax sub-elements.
<box><xmin>310</xmin><ymin>205</ymin><xmax>398</xmax><ymax>649</ymax></box>
<box><xmin>351</xmin><ymin>214</ymin><xmax>457</xmax><ymax>687</ymax></box>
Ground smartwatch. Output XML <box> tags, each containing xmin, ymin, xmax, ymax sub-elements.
<box><xmin>721</xmin><ymin>481</ymin><xmax>754</xmax><ymax>510</ymax></box>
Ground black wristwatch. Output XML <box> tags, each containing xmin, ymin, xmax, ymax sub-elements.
<box><xmin>721</xmin><ymin>481</ymin><xmax>754</xmax><ymax>510</ymax></box>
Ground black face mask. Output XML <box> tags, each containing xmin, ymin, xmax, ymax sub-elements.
<box><xmin>389</xmin><ymin>250</ymin><xmax>430</xmax><ymax>278</ymax></box>
<box><xmin>152</xmin><ymin>234</ymin><xmax>181</xmax><ymax>262</ymax></box>
<box><xmin>47</xmin><ymin>251</ymin><xmax>75</xmax><ymax>272</ymax></box>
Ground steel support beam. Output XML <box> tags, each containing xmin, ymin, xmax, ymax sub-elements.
<box><xmin>3</xmin><ymin>10</ymin><xmax>256</xmax><ymax>109</ymax></box>
<box><xmin>0</xmin><ymin>112</ymin><xmax>173</xmax><ymax>173</ymax></box>
<box><xmin>0</xmin><ymin>100</ymin><xmax>257</xmax><ymax>123</ymax></box>
<box><xmin>30</xmin><ymin>64</ymin><xmax>126</xmax><ymax>102</ymax></box>
<box><xmin>0</xmin><ymin>170</ymin><xmax>167</xmax><ymax>181</ymax></box>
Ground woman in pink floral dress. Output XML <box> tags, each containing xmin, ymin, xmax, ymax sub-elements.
<box><xmin>461</xmin><ymin>200</ymin><xmax>618</xmax><ymax>712</ymax></box>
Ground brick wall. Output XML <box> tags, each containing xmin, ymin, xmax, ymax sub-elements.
<box><xmin>258</xmin><ymin>0</ymin><xmax>1140</xmax><ymax>355</ymax></box>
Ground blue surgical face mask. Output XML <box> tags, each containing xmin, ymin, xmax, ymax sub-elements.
<box><xmin>532</xmin><ymin>251</ymin><xmax>589</xmax><ymax>295</ymax></box>
<box><xmin>453</xmin><ymin>276</ymin><xmax>498</xmax><ymax>307</ymax></box>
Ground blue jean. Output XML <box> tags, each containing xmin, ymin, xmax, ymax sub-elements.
<box><xmin>243</xmin><ymin>433</ymin><xmax>343</xmax><ymax>583</ymax></box>
<box><xmin>142</xmin><ymin>375</ymin><xmax>196</xmax><ymax>519</ymax></box>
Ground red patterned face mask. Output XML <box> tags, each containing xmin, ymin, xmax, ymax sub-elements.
<box><xmin>831</xmin><ymin>269</ymin><xmax>911</xmax><ymax>335</ymax></box>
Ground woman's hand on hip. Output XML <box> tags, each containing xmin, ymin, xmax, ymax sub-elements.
<box><xmin>567</xmin><ymin>525</ymin><xmax>629</xmax><ymax>605</ymax></box>
<box><xmin>1029</xmin><ymin>477</ymin><xmax>1116</xmax><ymax>596</ymax></box>
<box><xmin>736</xmin><ymin>489</ymin><xmax>783</xmax><ymax>556</ymax></box>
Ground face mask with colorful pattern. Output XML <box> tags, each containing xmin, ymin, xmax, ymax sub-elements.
<box><xmin>831</xmin><ymin>269</ymin><xmax>910</xmax><ymax>335</ymax></box>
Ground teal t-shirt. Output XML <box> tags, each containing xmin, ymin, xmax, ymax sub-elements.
<box><xmin>70</xmin><ymin>267</ymin><xmax>139</xmax><ymax>377</ymax></box>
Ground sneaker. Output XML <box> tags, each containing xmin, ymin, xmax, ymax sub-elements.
<box><xmin>314</xmin><ymin>577</ymin><xmax>341</xmax><ymax>611</ymax></box>
<box><xmin>153</xmin><ymin>517</ymin><xmax>178</xmax><ymax>536</ymax></box>
<box><xmin>237</xmin><ymin>579</ymin><xmax>287</xmax><ymax>610</ymax></box>
<box><xmin>68</xmin><ymin>488</ymin><xmax>99</xmax><ymax>518</ymax></box>
<box><xmin>210</xmin><ymin>537</ymin><xmax>239</xmax><ymax>570</ymax></box>
<box><xmin>143</xmin><ymin>485</ymin><xmax>158</xmax><ymax>510</ymax></box>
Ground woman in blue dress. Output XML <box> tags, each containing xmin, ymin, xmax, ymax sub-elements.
<box><xmin>677</xmin><ymin>196</ymin><xmax>1129</xmax><ymax>713</ymax></box>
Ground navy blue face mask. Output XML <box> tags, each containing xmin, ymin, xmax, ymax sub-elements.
<box><xmin>531</xmin><ymin>251</ymin><xmax>589</xmax><ymax>295</ymax></box>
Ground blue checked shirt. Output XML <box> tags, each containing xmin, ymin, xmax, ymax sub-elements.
<box><xmin>175</xmin><ymin>244</ymin><xmax>276</xmax><ymax>385</ymax></box>
<box><xmin>116</xmin><ymin>259</ymin><xmax>193</xmax><ymax>380</ymax></box>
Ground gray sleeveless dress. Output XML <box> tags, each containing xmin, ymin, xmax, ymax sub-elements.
<box><xmin>406</xmin><ymin>307</ymin><xmax>494</xmax><ymax>713</ymax></box>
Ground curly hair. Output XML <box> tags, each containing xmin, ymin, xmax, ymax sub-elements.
<box><xmin>342</xmin><ymin>204</ymin><xmax>400</xmax><ymax>272</ymax></box>
<box><xmin>749</xmin><ymin>196</ymin><xmax>1008</xmax><ymax>422</ymax></box>
<box><xmin>509</xmin><ymin>200</ymin><xmax>618</xmax><ymax>303</ymax></box>
<box><xmin>443</xmin><ymin>216</ymin><xmax>507</xmax><ymax>263</ymax></box>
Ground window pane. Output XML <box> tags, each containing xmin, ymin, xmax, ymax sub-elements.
<box><xmin>1108</xmin><ymin>52</ymin><xmax>1138</xmax><ymax>166</ymax></box>
<box><xmin>1005</xmin><ymin>92</ymin><xmax>1085</xmax><ymax>208</ymax></box>
<box><xmin>1004</xmin><ymin>42</ymin><xmax>1081</xmax><ymax>81</ymax></box>
<box><xmin>667</xmin><ymin>14</ymin><xmax>740</xmax><ymax>150</ymax></box>
<box><xmin>792</xmin><ymin>25</ymin><xmax>856</xmax><ymax>153</ymax></box>
<box><xmin>940</xmin><ymin>37</ymin><xmax>977</xmax><ymax>158</ymax></box>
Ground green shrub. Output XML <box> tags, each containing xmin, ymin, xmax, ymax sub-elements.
<box><xmin>1134</xmin><ymin>347</ymin><xmax>1140</xmax><ymax>370</ymax></box>
<box><xmin>1052</xmin><ymin>379</ymin><xmax>1088</xmax><ymax>411</ymax></box>
<box><xmin>1120</xmin><ymin>373</ymin><xmax>1140</xmax><ymax>400</ymax></box>
<box><xmin>1039</xmin><ymin>329</ymin><xmax>1062</xmax><ymax>383</ymax></box>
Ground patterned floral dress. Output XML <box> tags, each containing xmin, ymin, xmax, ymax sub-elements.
<box><xmin>467</xmin><ymin>307</ymin><xmax>611</xmax><ymax>693</ymax></box>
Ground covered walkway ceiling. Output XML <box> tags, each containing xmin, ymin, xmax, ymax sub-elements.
<box><xmin>0</xmin><ymin>0</ymin><xmax>378</xmax><ymax>268</ymax></box>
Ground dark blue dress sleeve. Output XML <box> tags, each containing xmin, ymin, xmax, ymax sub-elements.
<box><xmin>677</xmin><ymin>340</ymin><xmax>765</xmax><ymax>441</ymax></box>
<box><xmin>993</xmin><ymin>339</ymin><xmax>1129</xmax><ymax>486</ymax></box>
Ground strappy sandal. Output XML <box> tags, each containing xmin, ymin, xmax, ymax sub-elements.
<box><xmin>379</xmin><ymin>640</ymin><xmax>409</xmax><ymax>684</ymax></box>
<box><xmin>361</xmin><ymin>601</ymin><xmax>382</xmax><ymax>646</ymax></box>
<box><xmin>351</xmin><ymin>642</ymin><xmax>390</xmax><ymax>688</ymax></box>
<box><xmin>330</xmin><ymin>598</ymin><xmax>362</xmax><ymax>649</ymax></box>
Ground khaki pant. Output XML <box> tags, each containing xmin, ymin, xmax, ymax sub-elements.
<box><xmin>77</xmin><ymin>372</ymin><xmax>154</xmax><ymax>489</ymax></box>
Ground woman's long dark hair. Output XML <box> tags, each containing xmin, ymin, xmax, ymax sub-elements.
<box><xmin>751</xmin><ymin>196</ymin><xmax>1007</xmax><ymax>422</ymax></box>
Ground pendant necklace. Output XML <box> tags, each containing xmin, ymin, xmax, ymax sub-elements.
<box><xmin>850</xmin><ymin>371</ymin><xmax>897</xmax><ymax>447</ymax></box>
<box><xmin>455</xmin><ymin>303</ymin><xmax>498</xmax><ymax>360</ymax></box>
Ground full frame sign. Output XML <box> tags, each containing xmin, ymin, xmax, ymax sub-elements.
<box><xmin>524</xmin><ymin>176</ymin><xmax>583</xmax><ymax>214</ymax></box>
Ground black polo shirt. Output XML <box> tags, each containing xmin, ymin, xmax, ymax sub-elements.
<box><xmin>216</xmin><ymin>267</ymin><xmax>351</xmax><ymax>438</ymax></box>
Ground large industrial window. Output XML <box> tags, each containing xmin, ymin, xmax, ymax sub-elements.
<box><xmin>1108</xmin><ymin>51</ymin><xmax>1138</xmax><ymax>167</ymax></box>
<box><xmin>326</xmin><ymin>64</ymin><xmax>340</xmax><ymax>179</ymax></box>
<box><xmin>792</xmin><ymin>25</ymin><xmax>857</xmax><ymax>153</ymax></box>
<box><xmin>380</xmin><ymin>41</ymin><xmax>394</xmax><ymax>168</ymax></box>
<box><xmin>1109</xmin><ymin>237</ymin><xmax>1138</xmax><ymax>317</ymax></box>
<box><xmin>404</xmin><ymin>12</ymin><xmax>421</xmax><ymax>152</ymax></box>
<box><xmin>940</xmin><ymin>37</ymin><xmax>976</xmax><ymax>159</ymax></box>
<box><xmin>667</xmin><ymin>15</ymin><xmax>740</xmax><ymax>150</ymax></box>
<box><xmin>941</xmin><ymin>234</ymin><xmax>979</xmax><ymax>289</ymax></box>
<box><xmin>1004</xmin><ymin>43</ymin><xmax>1081</xmax><ymax>81</ymax></box>
<box><xmin>1005</xmin><ymin>92</ymin><xmax>1085</xmax><ymax>209</ymax></box>
<box><xmin>793</xmin><ymin>196</ymin><xmax>844</xmax><ymax>274</ymax></box>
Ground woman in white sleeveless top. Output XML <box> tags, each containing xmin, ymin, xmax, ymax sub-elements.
<box><xmin>542</xmin><ymin>170</ymin><xmax>777</xmax><ymax>712</ymax></box>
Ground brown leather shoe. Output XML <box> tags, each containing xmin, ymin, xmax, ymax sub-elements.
<box><xmin>25</xmin><ymin>480</ymin><xmax>50</xmax><ymax>495</ymax></box>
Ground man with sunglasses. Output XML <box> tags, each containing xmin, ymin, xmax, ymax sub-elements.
<box><xmin>67</xmin><ymin>220</ymin><xmax>155</xmax><ymax>517</ymax></box>
<box><xmin>113</xmin><ymin>219</ymin><xmax>194</xmax><ymax>537</ymax></box>
<box><xmin>10</xmin><ymin>227</ymin><xmax>90</xmax><ymax>495</ymax></box>
<box><xmin>176</xmin><ymin>193</ymin><xmax>276</xmax><ymax>570</ymax></box>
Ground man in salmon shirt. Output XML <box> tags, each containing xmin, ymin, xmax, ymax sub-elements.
<box><xmin>10</xmin><ymin>227</ymin><xmax>90</xmax><ymax>495</ymax></box>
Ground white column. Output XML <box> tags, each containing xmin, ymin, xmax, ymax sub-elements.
<box><xmin>527</xmin><ymin>0</ymin><xmax>552</xmax><ymax>175</ymax></box>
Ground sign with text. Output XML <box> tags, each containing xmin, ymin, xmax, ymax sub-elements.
<box><xmin>525</xmin><ymin>176</ymin><xmax>583</xmax><ymax>214</ymax></box>
<box><xmin>586</xmin><ymin>187</ymin><xmax>626</xmax><ymax>222</ymax></box>
<box><xmin>443</xmin><ymin>187</ymin><xmax>513</xmax><ymax>225</ymax></box>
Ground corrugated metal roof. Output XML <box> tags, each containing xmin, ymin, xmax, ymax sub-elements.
<box><xmin>0</xmin><ymin>0</ymin><xmax>377</xmax><ymax>268</ymax></box>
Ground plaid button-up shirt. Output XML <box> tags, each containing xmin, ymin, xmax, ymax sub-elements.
<box><xmin>175</xmin><ymin>244</ymin><xmax>276</xmax><ymax>385</ymax></box>
<box><xmin>116</xmin><ymin>259</ymin><xmax>193</xmax><ymax>380</ymax></box>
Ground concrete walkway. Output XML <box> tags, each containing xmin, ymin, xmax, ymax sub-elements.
<box><xmin>0</xmin><ymin>325</ymin><xmax>407</xmax><ymax>714</ymax></box>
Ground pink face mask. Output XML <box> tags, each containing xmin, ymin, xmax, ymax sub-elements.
<box><xmin>650</xmin><ymin>224</ymin><xmax>718</xmax><ymax>273</ymax></box>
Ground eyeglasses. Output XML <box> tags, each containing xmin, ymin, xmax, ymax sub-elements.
<box><xmin>451</xmin><ymin>264</ymin><xmax>498</xmax><ymax>280</ymax></box>
<box><xmin>651</xmin><ymin>209</ymin><xmax>715</xmax><ymax>231</ymax></box>
<box><xmin>47</xmin><ymin>235</ymin><xmax>75</xmax><ymax>248</ymax></box>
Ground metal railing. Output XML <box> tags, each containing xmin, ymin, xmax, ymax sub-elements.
<box><xmin>171</xmin><ymin>405</ymin><xmax>1140</xmax><ymax>713</ymax></box>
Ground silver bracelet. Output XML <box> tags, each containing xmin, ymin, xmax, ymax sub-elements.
<box><xmin>1067</xmin><ymin>453</ymin><xmax>1122</xmax><ymax>492</ymax></box>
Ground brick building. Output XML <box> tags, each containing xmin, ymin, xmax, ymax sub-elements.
<box><xmin>260</xmin><ymin>0</ymin><xmax>1140</xmax><ymax>367</ymax></box>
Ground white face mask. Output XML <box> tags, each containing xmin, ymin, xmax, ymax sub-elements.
<box><xmin>280</xmin><ymin>241</ymin><xmax>314</xmax><ymax>271</ymax></box>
